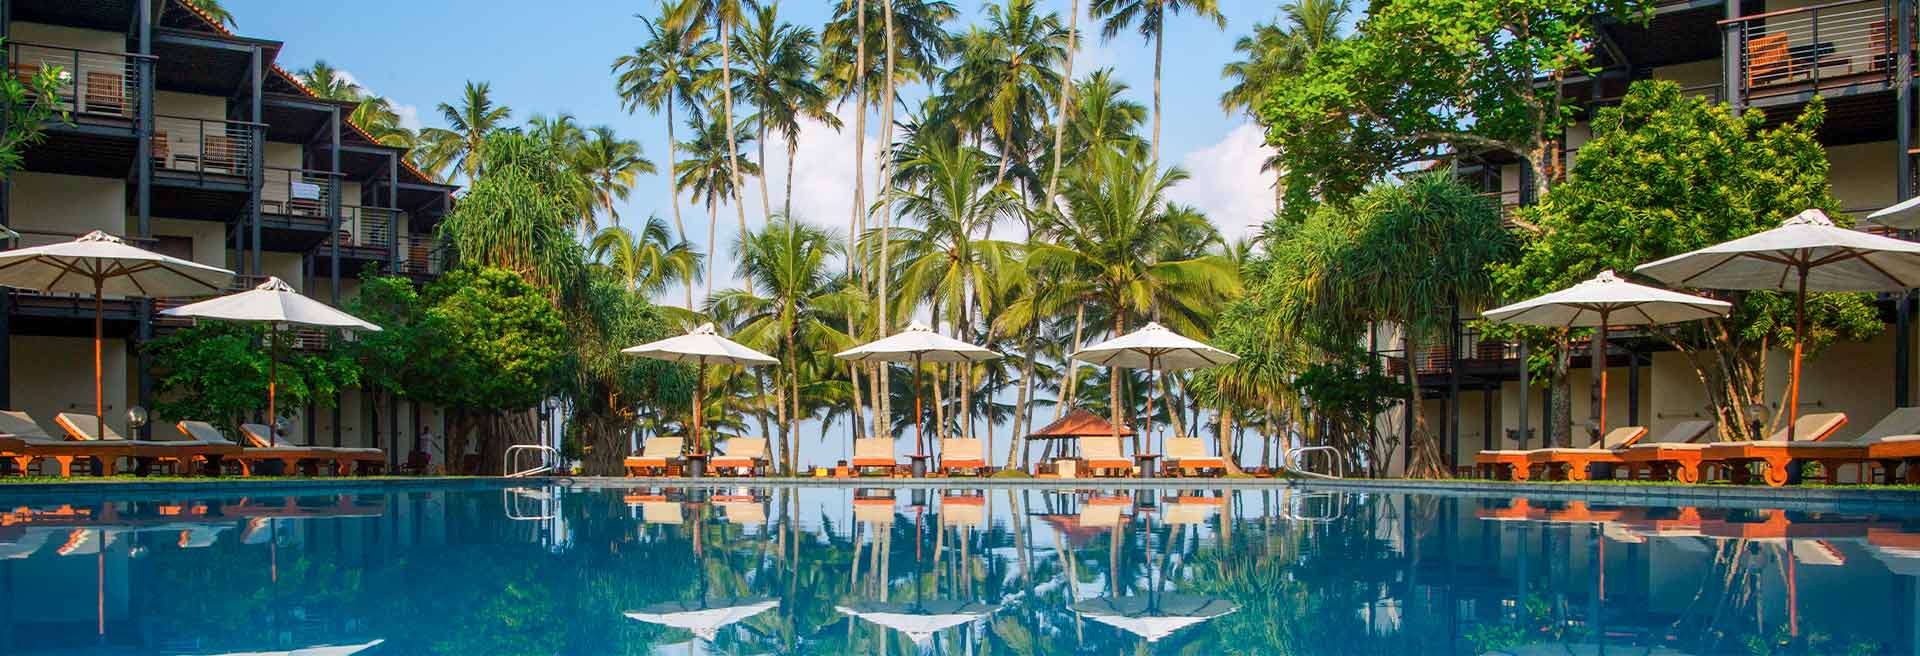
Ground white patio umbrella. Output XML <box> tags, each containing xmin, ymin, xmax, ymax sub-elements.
<box><xmin>1482</xmin><ymin>270</ymin><xmax>1731</xmax><ymax>434</ymax></box>
<box><xmin>0</xmin><ymin>230</ymin><xmax>233</xmax><ymax>433</ymax></box>
<box><xmin>835</xmin><ymin>322</ymin><xmax>1001</xmax><ymax>459</ymax></box>
<box><xmin>625</xmin><ymin>597</ymin><xmax>778</xmax><ymax>642</ymax></box>
<box><xmin>623</xmin><ymin>323</ymin><xmax>778</xmax><ymax>454</ymax></box>
<box><xmin>836</xmin><ymin>601</ymin><xmax>994</xmax><ymax>646</ymax></box>
<box><xmin>1071</xmin><ymin>595</ymin><xmax>1238</xmax><ymax>643</ymax></box>
<box><xmin>161</xmin><ymin>277</ymin><xmax>380</xmax><ymax>428</ymax></box>
<box><xmin>1868</xmin><ymin>196</ymin><xmax>1920</xmax><ymax>229</ymax></box>
<box><xmin>1073</xmin><ymin>322</ymin><xmax>1238</xmax><ymax>456</ymax></box>
<box><xmin>1637</xmin><ymin>209</ymin><xmax>1920</xmax><ymax>439</ymax></box>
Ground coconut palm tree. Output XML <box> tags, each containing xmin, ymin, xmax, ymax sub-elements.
<box><xmin>588</xmin><ymin>217</ymin><xmax>701</xmax><ymax>298</ymax></box>
<box><xmin>295</xmin><ymin>60</ymin><xmax>360</xmax><ymax>101</ymax></box>
<box><xmin>574</xmin><ymin>125</ymin><xmax>655</xmax><ymax>234</ymax></box>
<box><xmin>1088</xmin><ymin>0</ymin><xmax>1226</xmax><ymax>171</ymax></box>
<box><xmin>735</xmin><ymin>5</ymin><xmax>838</xmax><ymax>224</ymax></box>
<box><xmin>676</xmin><ymin>0</ymin><xmax>754</xmax><ymax>251</ymax></box>
<box><xmin>881</xmin><ymin>139</ymin><xmax>1022</xmax><ymax>446</ymax></box>
<box><xmin>349</xmin><ymin>97</ymin><xmax>415</xmax><ymax>150</ymax></box>
<box><xmin>1043</xmin><ymin>0</ymin><xmax>1084</xmax><ymax>214</ymax></box>
<box><xmin>183</xmin><ymin>0</ymin><xmax>236</xmax><ymax>28</ymax></box>
<box><xmin>711</xmin><ymin>218</ymin><xmax>852</xmax><ymax>474</ymax></box>
<box><xmin>1040</xmin><ymin>69</ymin><xmax>1146</xmax><ymax>181</ymax></box>
<box><xmin>1220</xmin><ymin>0</ymin><xmax>1350</xmax><ymax>207</ymax></box>
<box><xmin>676</xmin><ymin>115</ymin><xmax>761</xmax><ymax>301</ymax></box>
<box><xmin>937</xmin><ymin>0</ymin><xmax>1069</xmax><ymax>189</ymax></box>
<box><xmin>1030</xmin><ymin>148</ymin><xmax>1238</xmax><ymax>453</ymax></box>
<box><xmin>615</xmin><ymin>1</ymin><xmax>715</xmax><ymax>308</ymax></box>
<box><xmin>417</xmin><ymin>80</ymin><xmax>511</xmax><ymax>181</ymax></box>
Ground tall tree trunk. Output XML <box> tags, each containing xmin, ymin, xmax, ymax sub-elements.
<box><xmin>787</xmin><ymin>323</ymin><xmax>801</xmax><ymax>474</ymax></box>
<box><xmin>704</xmin><ymin>200</ymin><xmax>719</xmax><ymax>301</ymax></box>
<box><xmin>720</xmin><ymin>14</ymin><xmax>751</xmax><ymax>244</ymax></box>
<box><xmin>666</xmin><ymin>104</ymin><xmax>694</xmax><ymax>311</ymax></box>
<box><xmin>1112</xmin><ymin>313</ymin><xmax>1136</xmax><ymax>454</ymax></box>
<box><xmin>784</xmin><ymin>139</ymin><xmax>798</xmax><ymax>220</ymax></box>
<box><xmin>847</xmin><ymin>0</ymin><xmax>871</xmax><ymax>442</ymax></box>
<box><xmin>1056</xmin><ymin>304</ymin><xmax>1086</xmax><ymax>420</ymax></box>
<box><xmin>873</xmin><ymin>0</ymin><xmax>899</xmax><ymax>444</ymax></box>
<box><xmin>758</xmin><ymin>120</ymin><xmax>774</xmax><ymax>223</ymax></box>
<box><xmin>1045</xmin><ymin>0</ymin><xmax>1081</xmax><ymax>213</ymax></box>
<box><xmin>1148</xmin><ymin>27</ymin><xmax>1162</xmax><ymax>173</ymax></box>
<box><xmin>1552</xmin><ymin>332</ymin><xmax>1574</xmax><ymax>447</ymax></box>
<box><xmin>1218</xmin><ymin>399</ymin><xmax>1241</xmax><ymax>474</ymax></box>
<box><xmin>1008</xmin><ymin>325</ymin><xmax>1037</xmax><ymax>469</ymax></box>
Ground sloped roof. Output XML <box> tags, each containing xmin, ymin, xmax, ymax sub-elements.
<box><xmin>1027</xmin><ymin>408</ymin><xmax>1133</xmax><ymax>439</ymax></box>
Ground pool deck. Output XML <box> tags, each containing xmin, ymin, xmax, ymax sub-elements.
<box><xmin>1</xmin><ymin>475</ymin><xmax>1917</xmax><ymax>512</ymax></box>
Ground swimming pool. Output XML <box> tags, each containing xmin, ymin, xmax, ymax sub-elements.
<box><xmin>1</xmin><ymin>483</ymin><xmax>1915</xmax><ymax>655</ymax></box>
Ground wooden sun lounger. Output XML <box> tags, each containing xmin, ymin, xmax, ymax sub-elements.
<box><xmin>1701</xmin><ymin>410</ymin><xmax>1913</xmax><ymax>486</ymax></box>
<box><xmin>851</xmin><ymin>438</ymin><xmax>899</xmax><ymax>475</ymax></box>
<box><xmin>20</xmin><ymin>412</ymin><xmax>232</xmax><ymax>476</ymax></box>
<box><xmin>939</xmin><ymin>438</ymin><xmax>987</xmax><ymax>476</ymax></box>
<box><xmin>235</xmin><ymin>423</ymin><xmax>384</xmax><ymax>476</ymax></box>
<box><xmin>1614</xmin><ymin>420</ymin><xmax>1719</xmax><ymax>483</ymax></box>
<box><xmin>1080</xmin><ymin>436</ymin><xmax>1135</xmax><ymax>477</ymax></box>
<box><xmin>1867</xmin><ymin>429</ymin><xmax>1920</xmax><ymax>484</ymax></box>
<box><xmin>1163</xmin><ymin>437</ymin><xmax>1227</xmax><ymax>477</ymax></box>
<box><xmin>1523</xmin><ymin>426</ymin><xmax>1651</xmax><ymax>482</ymax></box>
<box><xmin>624</xmin><ymin>437</ymin><xmax>685</xmax><ymax>477</ymax></box>
<box><xmin>709</xmin><ymin>437</ymin><xmax>769</xmax><ymax>476</ymax></box>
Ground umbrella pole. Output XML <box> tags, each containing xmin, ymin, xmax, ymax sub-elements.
<box><xmin>1790</xmin><ymin>267</ymin><xmax>1808</xmax><ymax>441</ymax></box>
<box><xmin>914</xmin><ymin>355</ymin><xmax>925</xmax><ymax>457</ymax></box>
<box><xmin>94</xmin><ymin>278</ymin><xmax>104</xmax><ymax>432</ymax></box>
<box><xmin>1595</xmin><ymin>310</ymin><xmax>1609</xmax><ymax>436</ymax></box>
<box><xmin>695</xmin><ymin>360</ymin><xmax>707</xmax><ymax>454</ymax></box>
<box><xmin>268</xmin><ymin>325</ymin><xmax>279</xmax><ymax>431</ymax></box>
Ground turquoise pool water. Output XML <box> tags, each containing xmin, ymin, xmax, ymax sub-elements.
<box><xmin>1</xmin><ymin>484</ymin><xmax>1916</xmax><ymax>655</ymax></box>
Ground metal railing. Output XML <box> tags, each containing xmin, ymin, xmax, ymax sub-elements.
<box><xmin>506</xmin><ymin>445</ymin><xmax>559</xmax><ymax>478</ymax></box>
<box><xmin>333</xmin><ymin>206</ymin><xmax>393</xmax><ymax>249</ymax></box>
<box><xmin>152</xmin><ymin>115</ymin><xmax>259</xmax><ymax>177</ymax></box>
<box><xmin>1726</xmin><ymin>0</ymin><xmax>1909</xmax><ymax>99</ymax></box>
<box><xmin>398</xmin><ymin>236</ymin><xmax>445</xmax><ymax>275</ymax></box>
<box><xmin>5</xmin><ymin>41</ymin><xmax>149</xmax><ymax>120</ymax></box>
<box><xmin>260</xmin><ymin>168</ymin><xmax>337</xmax><ymax>220</ymax></box>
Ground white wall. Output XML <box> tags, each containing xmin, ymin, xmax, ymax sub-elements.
<box><xmin>9</xmin><ymin>172</ymin><xmax>125</xmax><ymax>237</ymax></box>
<box><xmin>11</xmin><ymin>335</ymin><xmax>131</xmax><ymax>435</ymax></box>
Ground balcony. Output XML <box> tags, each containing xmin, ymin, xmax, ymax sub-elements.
<box><xmin>151</xmin><ymin>115</ymin><xmax>259</xmax><ymax>181</ymax></box>
<box><xmin>4</xmin><ymin>229</ymin><xmax>156</xmax><ymax>333</ymax></box>
<box><xmin>397</xmin><ymin>236</ymin><xmax>446</xmax><ymax>278</ymax></box>
<box><xmin>333</xmin><ymin>206</ymin><xmax>394</xmax><ymax>250</ymax></box>
<box><xmin>1726</xmin><ymin>0</ymin><xmax>1912</xmax><ymax>102</ymax></box>
<box><xmin>6</xmin><ymin>41</ymin><xmax>148</xmax><ymax>124</ymax></box>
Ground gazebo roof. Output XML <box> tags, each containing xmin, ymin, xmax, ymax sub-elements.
<box><xmin>1027</xmin><ymin>408</ymin><xmax>1134</xmax><ymax>439</ymax></box>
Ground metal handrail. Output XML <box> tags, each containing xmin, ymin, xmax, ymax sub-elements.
<box><xmin>503</xmin><ymin>487</ymin><xmax>559</xmax><ymax>520</ymax></box>
<box><xmin>1285</xmin><ymin>491</ymin><xmax>1345</xmax><ymax>523</ymax></box>
<box><xmin>506</xmin><ymin>444</ymin><xmax>558</xmax><ymax>478</ymax></box>
<box><xmin>6</xmin><ymin>41</ymin><xmax>150</xmax><ymax>120</ymax></box>
<box><xmin>153</xmin><ymin>114</ymin><xmax>260</xmax><ymax>179</ymax></box>
<box><xmin>1286</xmin><ymin>445</ymin><xmax>1344</xmax><ymax>480</ymax></box>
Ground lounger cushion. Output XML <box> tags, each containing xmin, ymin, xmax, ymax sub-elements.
<box><xmin>941</xmin><ymin>459</ymin><xmax>987</xmax><ymax>469</ymax></box>
<box><xmin>1479</xmin><ymin>450</ymin><xmax>1531</xmax><ymax>456</ymax></box>
<box><xmin>851</xmin><ymin>457</ymin><xmax>897</xmax><ymax>467</ymax></box>
<box><xmin>0</xmin><ymin>411</ymin><xmax>55</xmax><ymax>442</ymax></box>
<box><xmin>1533</xmin><ymin>448</ymin><xmax>1616</xmax><ymax>455</ymax></box>
<box><xmin>625</xmin><ymin>457</ymin><xmax>670</xmax><ymax>467</ymax></box>
<box><xmin>1763</xmin><ymin>412</ymin><xmax>1847</xmax><ymax>442</ymax></box>
<box><xmin>1628</xmin><ymin>442</ymin><xmax>1711</xmax><ymax>451</ymax></box>
<box><xmin>1175</xmin><ymin>457</ymin><xmax>1228</xmax><ymax>468</ymax></box>
<box><xmin>709</xmin><ymin>457</ymin><xmax>759</xmax><ymax>468</ymax></box>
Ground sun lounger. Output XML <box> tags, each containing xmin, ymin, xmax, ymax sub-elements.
<box><xmin>709</xmin><ymin>437</ymin><xmax>769</xmax><ymax>476</ymax></box>
<box><xmin>938</xmin><ymin>438</ymin><xmax>987</xmax><ymax>476</ymax></box>
<box><xmin>236</xmin><ymin>423</ymin><xmax>384</xmax><ymax>476</ymax></box>
<box><xmin>850</xmin><ymin>438</ymin><xmax>898</xmax><ymax>476</ymax></box>
<box><xmin>1523</xmin><ymin>426</ymin><xmax>1651</xmax><ymax>482</ymax></box>
<box><xmin>152</xmin><ymin>420</ymin><xmax>244</xmax><ymax>474</ymax></box>
<box><xmin>624</xmin><ymin>437</ymin><xmax>685</xmax><ymax>477</ymax></box>
<box><xmin>1866</xmin><ymin>414</ymin><xmax>1920</xmax><ymax>484</ymax></box>
<box><xmin>5</xmin><ymin>412</ymin><xmax>190</xmax><ymax>476</ymax></box>
<box><xmin>1473</xmin><ymin>447</ymin><xmax>1537</xmax><ymax>481</ymax></box>
<box><xmin>1163</xmin><ymin>437</ymin><xmax>1228</xmax><ymax>477</ymax></box>
<box><xmin>1615</xmin><ymin>420</ymin><xmax>1719</xmax><ymax>483</ymax></box>
<box><xmin>1080</xmin><ymin>436</ymin><xmax>1135</xmax><ymax>477</ymax></box>
<box><xmin>1699</xmin><ymin>412</ymin><xmax>1850</xmax><ymax>486</ymax></box>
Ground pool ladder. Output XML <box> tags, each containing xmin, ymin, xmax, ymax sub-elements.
<box><xmin>505</xmin><ymin>444</ymin><xmax>559</xmax><ymax>478</ymax></box>
<box><xmin>1286</xmin><ymin>445</ymin><xmax>1344</xmax><ymax>480</ymax></box>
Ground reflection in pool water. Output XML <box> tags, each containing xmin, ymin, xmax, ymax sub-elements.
<box><xmin>0</xmin><ymin>485</ymin><xmax>1916</xmax><ymax>655</ymax></box>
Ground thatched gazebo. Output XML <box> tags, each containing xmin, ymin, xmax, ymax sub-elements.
<box><xmin>1024</xmin><ymin>409</ymin><xmax>1135</xmax><ymax>471</ymax></box>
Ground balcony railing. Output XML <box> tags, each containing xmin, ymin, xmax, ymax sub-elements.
<box><xmin>260</xmin><ymin>168</ymin><xmax>338</xmax><ymax>221</ymax></box>
<box><xmin>398</xmin><ymin>236</ymin><xmax>445</xmax><ymax>276</ymax></box>
<box><xmin>1726</xmin><ymin>0</ymin><xmax>1911</xmax><ymax>100</ymax></box>
<box><xmin>152</xmin><ymin>115</ymin><xmax>259</xmax><ymax>178</ymax></box>
<box><xmin>5</xmin><ymin>41</ymin><xmax>149</xmax><ymax>121</ymax></box>
<box><xmin>332</xmin><ymin>206</ymin><xmax>393</xmax><ymax>250</ymax></box>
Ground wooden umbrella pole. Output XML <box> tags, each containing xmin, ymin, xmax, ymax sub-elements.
<box><xmin>268</xmin><ymin>325</ymin><xmax>279</xmax><ymax>431</ymax></box>
<box><xmin>1595</xmin><ymin>309</ymin><xmax>1609</xmax><ymax>435</ymax></box>
<box><xmin>914</xmin><ymin>355</ymin><xmax>924</xmax><ymax>456</ymax></box>
<box><xmin>695</xmin><ymin>359</ymin><xmax>707</xmax><ymax>454</ymax></box>
<box><xmin>94</xmin><ymin>277</ymin><xmax>104</xmax><ymax>431</ymax></box>
<box><xmin>1790</xmin><ymin>265</ymin><xmax>1808</xmax><ymax>441</ymax></box>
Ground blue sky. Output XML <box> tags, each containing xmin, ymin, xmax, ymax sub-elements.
<box><xmin>234</xmin><ymin>0</ymin><xmax>1282</xmax><ymax>252</ymax></box>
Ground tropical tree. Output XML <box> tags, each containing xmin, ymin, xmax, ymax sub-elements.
<box><xmin>676</xmin><ymin>114</ymin><xmax>761</xmax><ymax>299</ymax></box>
<box><xmin>182</xmin><ymin>0</ymin><xmax>236</xmax><ymax>28</ymax></box>
<box><xmin>1218</xmin><ymin>0</ymin><xmax>1350</xmax><ymax>208</ymax></box>
<box><xmin>589</xmin><ymin>217</ymin><xmax>703</xmax><ymax>298</ymax></box>
<box><xmin>573</xmin><ymin>125</ymin><xmax>655</xmax><ymax>234</ymax></box>
<box><xmin>711</xmin><ymin>218</ymin><xmax>852</xmax><ymax>474</ymax></box>
<box><xmin>938</xmin><ymin>0</ymin><xmax>1070</xmax><ymax>190</ymax></box>
<box><xmin>1030</xmin><ymin>149</ymin><xmax>1238</xmax><ymax>453</ymax></box>
<box><xmin>0</xmin><ymin>38</ymin><xmax>63</xmax><ymax>179</ymax></box>
<box><xmin>350</xmin><ymin>97</ymin><xmax>416</xmax><ymax>149</ymax></box>
<box><xmin>418</xmin><ymin>80</ymin><xmax>512</xmax><ymax>181</ymax></box>
<box><xmin>676</xmin><ymin>0</ymin><xmax>754</xmax><ymax>255</ymax></box>
<box><xmin>735</xmin><ymin>4</ymin><xmax>838</xmax><ymax>222</ymax></box>
<box><xmin>615</xmin><ymin>1</ymin><xmax>715</xmax><ymax>308</ymax></box>
<box><xmin>437</xmin><ymin>130</ymin><xmax>588</xmax><ymax>291</ymax></box>
<box><xmin>295</xmin><ymin>60</ymin><xmax>361</xmax><ymax>100</ymax></box>
<box><xmin>1089</xmin><ymin>0</ymin><xmax>1226</xmax><ymax>171</ymax></box>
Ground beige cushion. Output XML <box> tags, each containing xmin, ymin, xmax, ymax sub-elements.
<box><xmin>1764</xmin><ymin>412</ymin><xmax>1847</xmax><ymax>442</ymax></box>
<box><xmin>853</xmin><ymin>438</ymin><xmax>894</xmax><ymax>460</ymax></box>
<box><xmin>1601</xmin><ymin>426</ymin><xmax>1649</xmax><ymax>449</ymax></box>
<box><xmin>175</xmin><ymin>421</ymin><xmax>238</xmax><ymax>445</ymax></box>
<box><xmin>1081</xmin><ymin>436</ymin><xmax>1125</xmax><ymax>460</ymax></box>
<box><xmin>1643</xmin><ymin>420</ymin><xmax>1715</xmax><ymax>446</ymax></box>
<box><xmin>941</xmin><ymin>438</ymin><xmax>984</xmax><ymax>461</ymax></box>
<box><xmin>0</xmin><ymin>411</ymin><xmax>56</xmax><ymax>442</ymax></box>
<box><xmin>1852</xmin><ymin>407</ymin><xmax>1920</xmax><ymax>445</ymax></box>
<box><xmin>640</xmin><ymin>437</ymin><xmax>684</xmax><ymax>459</ymax></box>
<box><xmin>54</xmin><ymin>413</ymin><xmax>125</xmax><ymax>441</ymax></box>
<box><xmin>719</xmin><ymin>437</ymin><xmax>766</xmax><ymax>459</ymax></box>
<box><xmin>1166</xmin><ymin>437</ymin><xmax>1210</xmax><ymax>459</ymax></box>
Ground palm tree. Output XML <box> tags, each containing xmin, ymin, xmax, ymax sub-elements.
<box><xmin>615</xmin><ymin>1</ymin><xmax>715</xmax><ymax>308</ymax></box>
<box><xmin>937</xmin><ymin>0</ymin><xmax>1069</xmax><ymax>189</ymax></box>
<box><xmin>1030</xmin><ymin>149</ymin><xmax>1238</xmax><ymax>453</ymax></box>
<box><xmin>589</xmin><ymin>217</ymin><xmax>701</xmax><ymax>297</ymax></box>
<box><xmin>676</xmin><ymin>0</ymin><xmax>753</xmax><ymax>253</ymax></box>
<box><xmin>711</xmin><ymin>218</ymin><xmax>851</xmax><ymax>474</ymax></box>
<box><xmin>736</xmin><ymin>5</ymin><xmax>838</xmax><ymax>224</ymax></box>
<box><xmin>881</xmin><ymin>139</ymin><xmax>1022</xmax><ymax>447</ymax></box>
<box><xmin>1220</xmin><ymin>0</ymin><xmax>1350</xmax><ymax>206</ymax></box>
<box><xmin>1088</xmin><ymin>0</ymin><xmax>1226</xmax><ymax>171</ymax></box>
<box><xmin>350</xmin><ymin>97</ymin><xmax>415</xmax><ymax>149</ymax></box>
<box><xmin>676</xmin><ymin>115</ymin><xmax>761</xmax><ymax>301</ymax></box>
<box><xmin>182</xmin><ymin>0</ymin><xmax>236</xmax><ymax>28</ymax></box>
<box><xmin>417</xmin><ymin>80</ymin><xmax>511</xmax><ymax>181</ymax></box>
<box><xmin>295</xmin><ymin>60</ymin><xmax>361</xmax><ymax>101</ymax></box>
<box><xmin>1044</xmin><ymin>0</ymin><xmax>1084</xmax><ymax>214</ymax></box>
<box><xmin>1041</xmin><ymin>69</ymin><xmax>1146</xmax><ymax>178</ymax></box>
<box><xmin>574</xmin><ymin>125</ymin><xmax>655</xmax><ymax>234</ymax></box>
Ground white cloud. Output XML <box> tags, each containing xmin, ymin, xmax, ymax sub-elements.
<box><xmin>332</xmin><ymin>68</ymin><xmax>423</xmax><ymax>131</ymax></box>
<box><xmin>1167</xmin><ymin>122</ymin><xmax>1277</xmax><ymax>241</ymax></box>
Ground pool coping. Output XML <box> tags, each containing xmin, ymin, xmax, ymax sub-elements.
<box><xmin>1</xmin><ymin>475</ymin><xmax>1916</xmax><ymax>512</ymax></box>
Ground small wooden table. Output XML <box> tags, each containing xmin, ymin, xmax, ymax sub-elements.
<box><xmin>1133</xmin><ymin>454</ymin><xmax>1162</xmax><ymax>479</ymax></box>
